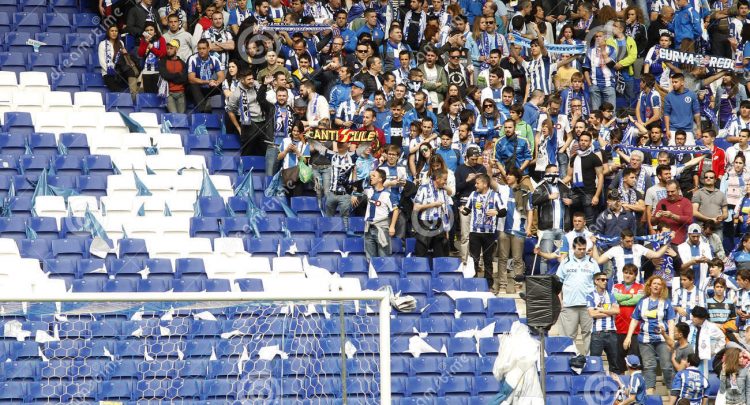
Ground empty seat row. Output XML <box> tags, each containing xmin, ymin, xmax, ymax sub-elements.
<box><xmin>2</xmin><ymin>31</ymin><xmax>105</xmax><ymax>53</ymax></box>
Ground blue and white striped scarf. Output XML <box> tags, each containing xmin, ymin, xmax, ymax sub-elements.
<box><xmin>509</xmin><ymin>32</ymin><xmax>586</xmax><ymax>55</ymax></box>
<box><xmin>616</xmin><ymin>144</ymin><xmax>711</xmax><ymax>156</ymax></box>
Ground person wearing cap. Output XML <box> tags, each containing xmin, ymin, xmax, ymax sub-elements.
<box><xmin>688</xmin><ymin>306</ymin><xmax>727</xmax><ymax>373</ymax></box>
<box><xmin>157</xmin><ymin>38</ymin><xmax>188</xmax><ymax>113</ymax></box>
<box><xmin>677</xmin><ymin>224</ymin><xmax>713</xmax><ymax>290</ymax></box>
<box><xmin>531</xmin><ymin>164</ymin><xmax>573</xmax><ymax>274</ymax></box>
<box><xmin>670</xmin><ymin>353</ymin><xmax>708</xmax><ymax>405</ymax></box>
<box><xmin>454</xmin><ymin>145</ymin><xmax>488</xmax><ymax>265</ymax></box>
<box><xmin>591</xmin><ymin>189</ymin><xmax>638</xmax><ymax>247</ymax></box>
<box><xmin>162</xmin><ymin>13</ymin><xmax>194</xmax><ymax>62</ymax></box>
<box><xmin>335</xmin><ymin>81</ymin><xmax>367</xmax><ymax>130</ymax></box>
<box><xmin>619</xmin><ymin>354</ymin><xmax>646</xmax><ymax>405</ymax></box>
<box><xmin>653</xmin><ymin>179</ymin><xmax>694</xmax><ymax>245</ymax></box>
<box><xmin>692</xmin><ymin>169</ymin><xmax>729</xmax><ymax>242</ymax></box>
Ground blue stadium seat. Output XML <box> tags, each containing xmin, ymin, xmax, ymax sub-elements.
<box><xmin>0</xmin><ymin>12</ymin><xmax>8</xmax><ymax>34</ymax></box>
<box><xmin>427</xmin><ymin>295</ymin><xmax>455</xmax><ymax>315</ymax></box>
<box><xmin>8</xmin><ymin>196</ymin><xmax>32</xmax><ymax>218</ymax></box>
<box><xmin>12</xmin><ymin>175</ymin><xmax>34</xmax><ymax>195</ymax></box>
<box><xmin>307</xmin><ymin>256</ymin><xmax>336</xmax><ymax>272</ymax></box>
<box><xmin>290</xmin><ymin>196</ymin><xmax>320</xmax><ymax>218</ymax></box>
<box><xmin>546</xmin><ymin>355</ymin><xmax>573</xmax><ymax>375</ymax></box>
<box><xmin>103</xmin><ymin>278</ymin><xmax>138</xmax><ymax>293</ymax></box>
<box><xmin>0</xmin><ymin>51</ymin><xmax>26</xmax><ymax>73</ymax></box>
<box><xmin>3</xmin><ymin>112</ymin><xmax>34</xmax><ymax>135</ymax></box>
<box><xmin>475</xmin><ymin>376</ymin><xmax>501</xmax><ymax>395</ymax></box>
<box><xmin>185</xmin><ymin>134</ymin><xmax>214</xmax><ymax>160</ymax></box>
<box><xmin>337</xmin><ymin>256</ymin><xmax>368</xmax><ymax>280</ymax></box>
<box><xmin>440</xmin><ymin>375</ymin><xmax>473</xmax><ymax>398</ymax></box>
<box><xmin>219</xmin><ymin>216</ymin><xmax>249</xmax><ymax>236</ymax></box>
<box><xmin>408</xmin><ymin>357</ymin><xmax>443</xmax><ymax>377</ymax></box>
<box><xmin>487</xmin><ymin>297</ymin><xmax>517</xmax><ymax>316</ymax></box>
<box><xmin>583</xmin><ymin>356</ymin><xmax>604</xmax><ymax>374</ymax></box>
<box><xmin>317</xmin><ymin>216</ymin><xmax>346</xmax><ymax>239</ymax></box>
<box><xmin>58</xmin><ymin>132</ymin><xmax>90</xmax><ymax>157</ymax></box>
<box><xmin>172</xmin><ymin>278</ymin><xmax>203</xmax><ymax>292</ymax></box>
<box><xmin>49</xmin><ymin>0</ymin><xmax>78</xmax><ymax>14</ymax></box>
<box><xmin>98</xmin><ymin>380</ymin><xmax>133</xmax><ymax>401</ymax></box>
<box><xmin>119</xmin><ymin>238</ymin><xmax>149</xmax><ymax>260</ymax></box>
<box><xmin>546</xmin><ymin>394</ymin><xmax>570</xmax><ymax>405</ymax></box>
<box><xmin>0</xmin><ymin>216</ymin><xmax>26</xmax><ymax>240</ymax></box>
<box><xmin>205</xmin><ymin>278</ymin><xmax>231</xmax><ymax>292</ymax></box>
<box><xmin>433</xmin><ymin>257</ymin><xmax>461</xmax><ymax>274</ymax></box>
<box><xmin>478</xmin><ymin>337</ymin><xmax>500</xmax><ymax>357</ymax></box>
<box><xmin>0</xmin><ymin>1</ymin><xmax>15</xmax><ymax>14</ymax></box>
<box><xmin>19</xmin><ymin>238</ymin><xmax>51</xmax><ymax>260</ymax></box>
<box><xmin>3</xmin><ymin>360</ymin><xmax>37</xmax><ymax>381</ymax></box>
<box><xmin>398</xmin><ymin>278</ymin><xmax>430</xmax><ymax>307</ymax></box>
<box><xmin>342</xmin><ymin>237</ymin><xmax>365</xmax><ymax>257</ymax></box>
<box><xmin>105</xmin><ymin>92</ymin><xmax>135</xmax><ymax>114</ymax></box>
<box><xmin>19</xmin><ymin>154</ymin><xmax>48</xmax><ymax>175</ymax></box>
<box><xmin>71</xmin><ymin>278</ymin><xmax>103</xmax><ymax>292</ymax></box>
<box><xmin>161</xmin><ymin>113</ymin><xmax>190</xmax><ymax>136</ymax></box>
<box><xmin>136</xmin><ymin>93</ymin><xmax>165</xmax><ymax>114</ymax></box>
<box><xmin>259</xmin><ymin>196</ymin><xmax>288</xmax><ymax>219</ymax></box>
<box><xmin>82</xmin><ymin>72</ymin><xmax>106</xmax><ymax>91</ymax></box>
<box><xmin>35</xmin><ymin>31</ymin><xmax>65</xmax><ymax>54</ymax></box>
<box><xmin>545</xmin><ymin>375</ymin><xmax>572</xmax><ymax>395</ymax></box>
<box><xmin>197</xmin><ymin>196</ymin><xmax>228</xmax><ymax>217</ymax></box>
<box><xmin>545</xmin><ymin>336</ymin><xmax>575</xmax><ymax>356</ymax></box>
<box><xmin>51</xmin><ymin>238</ymin><xmax>87</xmax><ymax>259</ymax></box>
<box><xmin>12</xmin><ymin>12</ymin><xmax>40</xmax><ymax>33</ymax></box>
<box><xmin>255</xmin><ymin>216</ymin><xmax>283</xmax><ymax>238</ymax></box>
<box><xmin>58</xmin><ymin>51</ymin><xmax>88</xmax><ymax>74</ymax></box>
<box><xmin>407</xmin><ymin>376</ymin><xmax>439</xmax><ymax>397</ymax></box>
<box><xmin>20</xmin><ymin>0</ymin><xmax>45</xmax><ymax>11</ymax></box>
<box><xmin>28</xmin><ymin>52</ymin><xmax>56</xmax><ymax>74</ymax></box>
<box><xmin>175</xmin><ymin>258</ymin><xmax>207</xmax><ymax>280</ymax></box>
<box><xmin>0</xmin><ymin>132</ymin><xmax>26</xmax><ymax>157</ymax></box>
<box><xmin>190</xmin><ymin>113</ymin><xmax>222</xmax><ymax>133</ymax></box>
<box><xmin>40</xmin><ymin>10</ymin><xmax>73</xmax><ymax>32</ymax></box>
<box><xmin>178</xmin><ymin>359</ymin><xmax>209</xmax><ymax>377</ymax></box>
<box><xmin>244</xmin><ymin>237</ymin><xmax>278</xmax><ymax>257</ymax></box>
<box><xmin>219</xmin><ymin>133</ymin><xmax>241</xmax><ymax>153</ymax></box>
<box><xmin>64</xmin><ymin>32</ymin><xmax>90</xmax><ymax>51</ymax></box>
<box><xmin>279</xmin><ymin>237</ymin><xmax>310</xmax><ymax>256</ymax></box>
<box><xmin>238</xmin><ymin>155</ymin><xmax>265</xmax><ymax>174</ymax></box>
<box><xmin>76</xmin><ymin>174</ymin><xmax>107</xmax><ymax>197</ymax></box>
<box><xmin>366</xmin><ymin>278</ymin><xmax>398</xmax><ymax>291</ymax></box>
<box><xmin>108</xmin><ymin>258</ymin><xmax>143</xmax><ymax>281</ymax></box>
<box><xmin>28</xmin><ymin>132</ymin><xmax>58</xmax><ymax>157</ymax></box>
<box><xmin>72</xmin><ymin>13</ymin><xmax>98</xmax><ymax>33</ymax></box>
<box><xmin>4</xmin><ymin>32</ymin><xmax>31</xmax><ymax>52</ymax></box>
<box><xmin>137</xmin><ymin>278</ymin><xmax>172</xmax><ymax>292</ymax></box>
<box><xmin>77</xmin><ymin>258</ymin><xmax>107</xmax><ymax>281</ymax></box>
<box><xmin>391</xmin><ymin>317</ymin><xmax>417</xmax><ymax>336</ymax></box>
<box><xmin>83</xmin><ymin>155</ymin><xmax>114</xmax><ymax>175</ymax></box>
<box><xmin>349</xmin><ymin>216</ymin><xmax>365</xmax><ymax>233</ymax></box>
<box><xmin>29</xmin><ymin>380</ymin><xmax>64</xmax><ymax>401</ymax></box>
<box><xmin>402</xmin><ymin>257</ymin><xmax>431</xmax><ymax>280</ymax></box>
<box><xmin>460</xmin><ymin>278</ymin><xmax>489</xmax><ymax>292</ymax></box>
<box><xmin>143</xmin><ymin>258</ymin><xmax>174</xmax><ymax>281</ymax></box>
<box><xmin>310</xmin><ymin>237</ymin><xmax>341</xmax><ymax>259</ymax></box>
<box><xmin>0</xmin><ymin>155</ymin><xmax>18</xmax><ymax>177</ymax></box>
<box><xmin>47</xmin><ymin>174</ymin><xmax>77</xmax><ymax>190</ymax></box>
<box><xmin>44</xmin><ymin>258</ymin><xmax>77</xmax><ymax>286</ymax></box>
<box><xmin>190</xmin><ymin>217</ymin><xmax>221</xmax><ymax>239</ymax></box>
<box><xmin>456</xmin><ymin>298</ymin><xmax>485</xmax><ymax>317</ymax></box>
<box><xmin>208</xmin><ymin>155</ymin><xmax>238</xmax><ymax>177</ymax></box>
<box><xmin>285</xmin><ymin>217</ymin><xmax>316</xmax><ymax>239</ymax></box>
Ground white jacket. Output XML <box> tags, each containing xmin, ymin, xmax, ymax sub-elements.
<box><xmin>689</xmin><ymin>320</ymin><xmax>726</xmax><ymax>360</ymax></box>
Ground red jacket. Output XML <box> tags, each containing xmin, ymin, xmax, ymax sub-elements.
<box><xmin>698</xmin><ymin>144</ymin><xmax>726</xmax><ymax>178</ymax></box>
<box><xmin>653</xmin><ymin>196</ymin><xmax>694</xmax><ymax>244</ymax></box>
<box><xmin>612</xmin><ymin>282</ymin><xmax>645</xmax><ymax>335</ymax></box>
<box><xmin>137</xmin><ymin>37</ymin><xmax>167</xmax><ymax>59</ymax></box>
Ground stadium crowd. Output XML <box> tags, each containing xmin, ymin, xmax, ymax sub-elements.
<box><xmin>96</xmin><ymin>0</ymin><xmax>750</xmax><ymax>400</ymax></box>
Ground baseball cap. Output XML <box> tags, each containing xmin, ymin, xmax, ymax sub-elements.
<box><xmin>167</xmin><ymin>39</ymin><xmax>180</xmax><ymax>49</ymax></box>
<box><xmin>688</xmin><ymin>224</ymin><xmax>702</xmax><ymax>234</ymax></box>
<box><xmin>466</xmin><ymin>146</ymin><xmax>481</xmax><ymax>158</ymax></box>
<box><xmin>352</xmin><ymin>81</ymin><xmax>365</xmax><ymax>89</ymax></box>
<box><xmin>625</xmin><ymin>355</ymin><xmax>641</xmax><ymax>368</ymax></box>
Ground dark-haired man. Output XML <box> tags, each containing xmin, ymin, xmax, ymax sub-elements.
<box><xmin>188</xmin><ymin>39</ymin><xmax>225</xmax><ymax>113</ymax></box>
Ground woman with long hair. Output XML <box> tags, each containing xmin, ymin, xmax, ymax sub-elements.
<box><xmin>137</xmin><ymin>21</ymin><xmax>167</xmax><ymax>94</ymax></box>
<box><xmin>624</xmin><ymin>275</ymin><xmax>676</xmax><ymax>394</ymax></box>
<box><xmin>424</xmin><ymin>154</ymin><xmax>455</xmax><ymax>195</ymax></box>
<box><xmin>98</xmin><ymin>25</ymin><xmax>139</xmax><ymax>99</ymax></box>
<box><xmin>222</xmin><ymin>60</ymin><xmax>241</xmax><ymax>98</ymax></box>
<box><xmin>732</xmin><ymin>233</ymin><xmax>750</xmax><ymax>271</ymax></box>
<box><xmin>445</xmin><ymin>84</ymin><xmax>463</xmax><ymax>103</ymax></box>
<box><xmin>714</xmin><ymin>73</ymin><xmax>749</xmax><ymax>128</ymax></box>
<box><xmin>437</xmin><ymin>96</ymin><xmax>463</xmax><ymax>139</ymax></box>
<box><xmin>277</xmin><ymin>120</ymin><xmax>311</xmax><ymax>196</ymax></box>
<box><xmin>722</xmin><ymin>154</ymin><xmax>750</xmax><ymax>244</ymax></box>
<box><xmin>464</xmin><ymin>85</ymin><xmax>482</xmax><ymax>117</ymax></box>
<box><xmin>719</xmin><ymin>347</ymin><xmax>750</xmax><ymax>405</ymax></box>
<box><xmin>592</xmin><ymin>6</ymin><xmax>618</xmax><ymax>29</ymax></box>
<box><xmin>474</xmin><ymin>99</ymin><xmax>500</xmax><ymax>145</ymax></box>
<box><xmin>624</xmin><ymin>6</ymin><xmax>648</xmax><ymax>78</ymax></box>
<box><xmin>554</xmin><ymin>24</ymin><xmax>581</xmax><ymax>88</ymax></box>
<box><xmin>410</xmin><ymin>143</ymin><xmax>432</xmax><ymax>181</ymax></box>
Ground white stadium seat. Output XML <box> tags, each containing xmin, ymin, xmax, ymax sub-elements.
<box><xmin>67</xmin><ymin>196</ymin><xmax>100</xmax><ymax>217</ymax></box>
<box><xmin>43</xmin><ymin>91</ymin><xmax>74</xmax><ymax>112</ymax></box>
<box><xmin>34</xmin><ymin>111</ymin><xmax>69</xmax><ymax>134</ymax></box>
<box><xmin>19</xmin><ymin>71</ymin><xmax>51</xmax><ymax>93</ymax></box>
<box><xmin>13</xmin><ymin>91</ymin><xmax>45</xmax><ymax>113</ymax></box>
<box><xmin>129</xmin><ymin>112</ymin><xmax>160</xmax><ymax>133</ymax></box>
<box><xmin>74</xmin><ymin>92</ymin><xmax>105</xmax><ymax>113</ymax></box>
<box><xmin>0</xmin><ymin>238</ymin><xmax>21</xmax><ymax>258</ymax></box>
<box><xmin>0</xmin><ymin>71</ymin><xmax>18</xmax><ymax>94</ymax></box>
<box><xmin>67</xmin><ymin>111</ymin><xmax>100</xmax><ymax>136</ymax></box>
<box><xmin>34</xmin><ymin>196</ymin><xmax>67</xmax><ymax>221</ymax></box>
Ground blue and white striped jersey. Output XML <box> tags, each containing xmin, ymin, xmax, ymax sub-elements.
<box><xmin>737</xmin><ymin>289</ymin><xmax>750</xmax><ymax>331</ymax></box>
<box><xmin>277</xmin><ymin>138</ymin><xmax>310</xmax><ymax>170</ymax></box>
<box><xmin>583</xmin><ymin>45</ymin><xmax>617</xmax><ymax>87</ymax></box>
<box><xmin>632</xmin><ymin>297</ymin><xmax>676</xmax><ymax>343</ymax></box>
<box><xmin>324</xmin><ymin>151</ymin><xmax>358</xmax><ymax>194</ymax></box>
<box><xmin>522</xmin><ymin>55</ymin><xmax>558</xmax><ymax>95</ymax></box>
<box><xmin>670</xmin><ymin>367</ymin><xmax>708</xmax><ymax>405</ymax></box>
<box><xmin>464</xmin><ymin>189</ymin><xmax>505</xmax><ymax>234</ymax></box>
<box><xmin>497</xmin><ymin>185</ymin><xmax>529</xmax><ymax>236</ymax></box>
<box><xmin>364</xmin><ymin>188</ymin><xmax>393</xmax><ymax>223</ymax></box>
<box><xmin>672</xmin><ymin>286</ymin><xmax>707</xmax><ymax>323</ymax></box>
<box><xmin>586</xmin><ymin>290</ymin><xmax>618</xmax><ymax>332</ymax></box>
<box><xmin>414</xmin><ymin>181</ymin><xmax>453</xmax><ymax>225</ymax></box>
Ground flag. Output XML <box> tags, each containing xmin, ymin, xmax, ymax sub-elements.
<box><xmin>214</xmin><ymin>135</ymin><xmax>224</xmax><ymax>156</ymax></box>
<box><xmin>118</xmin><ymin>111</ymin><xmax>146</xmax><ymax>133</ymax></box>
<box><xmin>164</xmin><ymin>202</ymin><xmax>172</xmax><ymax>217</ymax></box>
<box><xmin>133</xmin><ymin>171</ymin><xmax>152</xmax><ymax>196</ymax></box>
<box><xmin>198</xmin><ymin>167</ymin><xmax>220</xmax><ymax>198</ymax></box>
<box><xmin>25</xmin><ymin>222</ymin><xmax>38</xmax><ymax>240</ymax></box>
<box><xmin>137</xmin><ymin>203</ymin><xmax>145</xmax><ymax>216</ymax></box>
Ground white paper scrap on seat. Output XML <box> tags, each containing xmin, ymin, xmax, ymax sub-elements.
<box><xmin>444</xmin><ymin>291</ymin><xmax>497</xmax><ymax>307</ymax></box>
<box><xmin>345</xmin><ymin>340</ymin><xmax>357</xmax><ymax>359</ymax></box>
<box><xmin>407</xmin><ymin>335</ymin><xmax>440</xmax><ymax>358</ymax></box>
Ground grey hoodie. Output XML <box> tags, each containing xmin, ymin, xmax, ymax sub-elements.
<box><xmin>163</xmin><ymin>28</ymin><xmax>195</xmax><ymax>62</ymax></box>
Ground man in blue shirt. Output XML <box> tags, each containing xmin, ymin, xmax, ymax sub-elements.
<box><xmin>557</xmin><ymin>236</ymin><xmax>599</xmax><ymax>353</ymax></box>
<box><xmin>494</xmin><ymin>119</ymin><xmax>532</xmax><ymax>177</ymax></box>
<box><xmin>670</xmin><ymin>353</ymin><xmax>708</xmax><ymax>405</ymax></box>
<box><xmin>620</xmin><ymin>355</ymin><xmax>646</xmax><ymax>405</ymax></box>
<box><xmin>587</xmin><ymin>271</ymin><xmax>621</xmax><ymax>374</ymax></box>
<box><xmin>435</xmin><ymin>132</ymin><xmax>460</xmax><ymax>172</ymax></box>
<box><xmin>663</xmin><ymin>73</ymin><xmax>702</xmax><ymax>145</ymax></box>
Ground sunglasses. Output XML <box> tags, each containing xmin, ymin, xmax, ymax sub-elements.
<box><xmin>356</xmin><ymin>49</ymin><xmax>367</xmax><ymax>53</ymax></box>
<box><xmin>483</xmin><ymin>104</ymin><xmax>494</xmax><ymax>108</ymax></box>
<box><xmin>704</xmin><ymin>176</ymin><xmax>715</xmax><ymax>180</ymax></box>
<box><xmin>595</xmin><ymin>278</ymin><xmax>608</xmax><ymax>282</ymax></box>
<box><xmin>449</xmin><ymin>55</ymin><xmax>460</xmax><ymax>59</ymax></box>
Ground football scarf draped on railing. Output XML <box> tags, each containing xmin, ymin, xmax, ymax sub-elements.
<box><xmin>615</xmin><ymin>144</ymin><xmax>711</xmax><ymax>156</ymax></box>
<box><xmin>259</xmin><ymin>24</ymin><xmax>339</xmax><ymax>36</ymax></box>
<box><xmin>508</xmin><ymin>32</ymin><xmax>586</xmax><ymax>55</ymax></box>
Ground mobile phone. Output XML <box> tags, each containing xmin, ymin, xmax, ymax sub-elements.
<box><xmin>661</xmin><ymin>204</ymin><xmax>667</xmax><ymax>211</ymax></box>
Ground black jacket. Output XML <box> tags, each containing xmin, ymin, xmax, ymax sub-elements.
<box><xmin>125</xmin><ymin>3</ymin><xmax>158</xmax><ymax>39</ymax></box>
<box><xmin>531</xmin><ymin>180</ymin><xmax>572</xmax><ymax>232</ymax></box>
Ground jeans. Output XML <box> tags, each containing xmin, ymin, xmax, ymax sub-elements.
<box><xmin>590</xmin><ymin>85</ymin><xmax>616</xmax><ymax>111</ymax></box>
<box><xmin>498</xmin><ymin>232</ymin><xmax>524</xmax><ymax>292</ymax></box>
<box><xmin>364</xmin><ymin>224</ymin><xmax>392</xmax><ymax>259</ymax></box>
<box><xmin>558</xmin><ymin>306</ymin><xmax>592</xmax><ymax>355</ymax></box>
<box><xmin>312</xmin><ymin>165</ymin><xmax>331</xmax><ymax>204</ymax></box>
<box><xmin>325</xmin><ymin>192</ymin><xmax>352</xmax><ymax>228</ymax></box>
<box><xmin>458</xmin><ymin>210</ymin><xmax>471</xmax><ymax>264</ymax></box>
<box><xmin>622</xmin><ymin>78</ymin><xmax>635</xmax><ymax>109</ymax></box>
<box><xmin>166</xmin><ymin>92</ymin><xmax>185</xmax><ymax>113</ymax></box>
<box><xmin>571</xmin><ymin>189</ymin><xmax>597</xmax><ymax>226</ymax></box>
<box><xmin>639</xmin><ymin>341</ymin><xmax>674</xmax><ymax>389</ymax></box>
<box><xmin>265</xmin><ymin>144</ymin><xmax>278</xmax><ymax>176</ymax></box>
<box><xmin>590</xmin><ymin>331</ymin><xmax>621</xmax><ymax>374</ymax></box>
<box><xmin>539</xmin><ymin>228</ymin><xmax>564</xmax><ymax>274</ymax></box>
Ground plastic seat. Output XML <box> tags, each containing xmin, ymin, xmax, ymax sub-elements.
<box><xmin>43</xmin><ymin>12</ymin><xmax>71</xmax><ymax>34</ymax></box>
<box><xmin>342</xmin><ymin>237</ymin><xmax>365</xmax><ymax>257</ymax></box>
<box><xmin>0</xmin><ymin>51</ymin><xmax>27</xmax><ymax>74</ymax></box>
<box><xmin>29</xmin><ymin>132</ymin><xmax>58</xmax><ymax>155</ymax></box>
<box><xmin>57</xmin><ymin>51</ymin><xmax>88</xmax><ymax>74</ymax></box>
<box><xmin>35</xmin><ymin>32</ymin><xmax>65</xmax><ymax>55</ymax></box>
<box><xmin>77</xmin><ymin>174</ymin><xmax>107</xmax><ymax>197</ymax></box>
<box><xmin>28</xmin><ymin>53</ymin><xmax>57</xmax><ymax>75</ymax></box>
<box><xmin>19</xmin><ymin>238</ymin><xmax>52</xmax><ymax>260</ymax></box>
<box><xmin>5</xmin><ymin>32</ymin><xmax>32</xmax><ymax>53</ymax></box>
<box><xmin>83</xmin><ymin>155</ymin><xmax>114</xmax><ymax>175</ymax></box>
<box><xmin>3</xmin><ymin>111</ymin><xmax>34</xmax><ymax>134</ymax></box>
<box><xmin>196</xmin><ymin>196</ymin><xmax>228</xmax><ymax>217</ymax></box>
<box><xmin>105</xmin><ymin>92</ymin><xmax>135</xmax><ymax>114</ymax></box>
<box><xmin>137</xmin><ymin>278</ymin><xmax>172</xmax><ymax>292</ymax></box>
<box><xmin>12</xmin><ymin>11</ymin><xmax>40</xmax><ymax>33</ymax></box>
<box><xmin>208</xmin><ymin>155</ymin><xmax>238</xmax><ymax>176</ymax></box>
<box><xmin>310</xmin><ymin>237</ymin><xmax>341</xmax><ymax>259</ymax></box>
<box><xmin>118</xmin><ymin>238</ymin><xmax>149</xmax><ymax>260</ymax></box>
<box><xmin>175</xmin><ymin>258</ymin><xmax>207</xmax><ymax>279</ymax></box>
<box><xmin>59</xmin><ymin>132</ymin><xmax>90</xmax><ymax>157</ymax></box>
<box><xmin>51</xmin><ymin>238</ymin><xmax>87</xmax><ymax>260</ymax></box>
<box><xmin>370</xmin><ymin>257</ymin><xmax>402</xmax><ymax>277</ymax></box>
<box><xmin>161</xmin><ymin>113</ymin><xmax>189</xmax><ymax>135</ymax></box>
<box><xmin>135</xmin><ymin>93</ymin><xmax>165</xmax><ymax>114</ymax></box>
<box><xmin>103</xmin><ymin>278</ymin><xmax>138</xmax><ymax>293</ymax></box>
<box><xmin>73</xmin><ymin>91</ymin><xmax>105</xmax><ymax>113</ymax></box>
<box><xmin>284</xmin><ymin>217</ymin><xmax>317</xmax><ymax>239</ymax></box>
<box><xmin>190</xmin><ymin>113</ymin><xmax>222</xmax><ymax>133</ymax></box>
<box><xmin>290</xmin><ymin>196</ymin><xmax>320</xmax><ymax>218</ymax></box>
<box><xmin>190</xmin><ymin>217</ymin><xmax>222</xmax><ymax>239</ymax></box>
<box><xmin>0</xmin><ymin>1</ymin><xmax>15</xmax><ymax>14</ymax></box>
<box><xmin>72</xmin><ymin>12</ymin><xmax>98</xmax><ymax>32</ymax></box>
<box><xmin>108</xmin><ymin>258</ymin><xmax>143</xmax><ymax>281</ymax></box>
<box><xmin>0</xmin><ymin>216</ymin><xmax>26</xmax><ymax>240</ymax></box>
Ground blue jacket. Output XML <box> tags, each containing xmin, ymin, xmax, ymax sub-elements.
<box><xmin>403</xmin><ymin>109</ymin><xmax>438</xmax><ymax>139</ymax></box>
<box><xmin>351</xmin><ymin>24</ymin><xmax>385</xmax><ymax>49</ymax></box>
<box><xmin>436</xmin><ymin>146</ymin><xmax>460</xmax><ymax>172</ymax></box>
<box><xmin>328</xmin><ymin>83</ymin><xmax>352</xmax><ymax>117</ymax></box>
<box><xmin>592</xmin><ymin>208</ymin><xmax>637</xmax><ymax>241</ymax></box>
<box><xmin>670</xmin><ymin>5</ymin><xmax>702</xmax><ymax>46</ymax></box>
<box><xmin>494</xmin><ymin>134</ymin><xmax>532</xmax><ymax>175</ymax></box>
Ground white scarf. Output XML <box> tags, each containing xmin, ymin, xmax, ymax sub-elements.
<box><xmin>572</xmin><ymin>147</ymin><xmax>593</xmax><ymax>188</ymax></box>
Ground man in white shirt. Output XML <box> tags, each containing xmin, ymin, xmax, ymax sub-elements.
<box><xmin>299</xmin><ymin>81</ymin><xmax>330</xmax><ymax>129</ymax></box>
<box><xmin>722</xmin><ymin>100</ymin><xmax>750</xmax><ymax>143</ymax></box>
<box><xmin>590</xmin><ymin>229</ymin><xmax>670</xmax><ymax>283</ymax></box>
<box><xmin>677</xmin><ymin>224</ymin><xmax>714</xmax><ymax>290</ymax></box>
<box><xmin>726</xmin><ymin>129</ymin><xmax>750</xmax><ymax>170</ymax></box>
<box><xmin>362</xmin><ymin>169</ymin><xmax>397</xmax><ymax>258</ymax></box>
